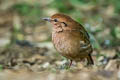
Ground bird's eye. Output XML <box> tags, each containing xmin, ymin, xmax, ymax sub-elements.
<box><xmin>54</xmin><ymin>19</ymin><xmax>58</xmax><ymax>22</ymax></box>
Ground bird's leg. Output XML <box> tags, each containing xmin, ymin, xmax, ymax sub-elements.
<box><xmin>68</xmin><ymin>60</ymin><xmax>72</xmax><ymax>68</ymax></box>
<box><xmin>86</xmin><ymin>54</ymin><xmax>94</xmax><ymax>65</ymax></box>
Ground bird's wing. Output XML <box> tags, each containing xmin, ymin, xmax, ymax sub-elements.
<box><xmin>78</xmin><ymin>23</ymin><xmax>90</xmax><ymax>40</ymax></box>
<box><xmin>76</xmin><ymin>24</ymin><xmax>92</xmax><ymax>52</ymax></box>
<box><xmin>79</xmin><ymin>29</ymin><xmax>90</xmax><ymax>40</ymax></box>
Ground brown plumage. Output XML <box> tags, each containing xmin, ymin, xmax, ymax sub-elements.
<box><xmin>43</xmin><ymin>13</ymin><xmax>94</xmax><ymax>67</ymax></box>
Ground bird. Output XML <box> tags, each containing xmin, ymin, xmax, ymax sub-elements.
<box><xmin>43</xmin><ymin>13</ymin><xmax>94</xmax><ymax>67</ymax></box>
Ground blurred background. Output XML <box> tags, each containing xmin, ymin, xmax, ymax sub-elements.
<box><xmin>0</xmin><ymin>0</ymin><xmax>120</xmax><ymax>80</ymax></box>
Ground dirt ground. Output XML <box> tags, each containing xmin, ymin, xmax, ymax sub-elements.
<box><xmin>0</xmin><ymin>44</ymin><xmax>119</xmax><ymax>80</ymax></box>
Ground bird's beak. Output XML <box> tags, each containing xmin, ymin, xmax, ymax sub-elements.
<box><xmin>42</xmin><ymin>17</ymin><xmax>51</xmax><ymax>22</ymax></box>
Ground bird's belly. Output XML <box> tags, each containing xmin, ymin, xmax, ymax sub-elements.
<box><xmin>52</xmin><ymin>33</ymin><xmax>85</xmax><ymax>60</ymax></box>
<box><xmin>52</xmin><ymin>34</ymin><xmax>72</xmax><ymax>54</ymax></box>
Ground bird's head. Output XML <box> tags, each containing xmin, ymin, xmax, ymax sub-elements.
<box><xmin>43</xmin><ymin>13</ymin><xmax>78</xmax><ymax>32</ymax></box>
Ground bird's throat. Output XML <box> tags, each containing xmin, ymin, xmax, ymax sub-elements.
<box><xmin>53</xmin><ymin>27</ymin><xmax>63</xmax><ymax>33</ymax></box>
<box><xmin>53</xmin><ymin>24</ymin><xmax>63</xmax><ymax>32</ymax></box>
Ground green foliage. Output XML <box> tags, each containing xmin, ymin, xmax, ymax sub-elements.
<box><xmin>110</xmin><ymin>0</ymin><xmax>120</xmax><ymax>13</ymax></box>
<box><xmin>0</xmin><ymin>65</ymin><xmax>3</xmax><ymax>71</ymax></box>
<box><xmin>114</xmin><ymin>27</ymin><xmax>120</xmax><ymax>39</ymax></box>
<box><xmin>50</xmin><ymin>0</ymin><xmax>74</xmax><ymax>13</ymax></box>
<box><xmin>69</xmin><ymin>0</ymin><xmax>99</xmax><ymax>6</ymax></box>
<box><xmin>69</xmin><ymin>0</ymin><xmax>89</xmax><ymax>5</ymax></box>
<box><xmin>117</xmin><ymin>52</ymin><xmax>120</xmax><ymax>58</ymax></box>
<box><xmin>89</xmin><ymin>33</ymin><xmax>101</xmax><ymax>49</ymax></box>
<box><xmin>111</xmin><ymin>26</ymin><xmax>120</xmax><ymax>39</ymax></box>
<box><xmin>13</xmin><ymin>3</ymin><xmax>41</xmax><ymax>16</ymax></box>
<box><xmin>13</xmin><ymin>3</ymin><xmax>42</xmax><ymax>24</ymax></box>
<box><xmin>13</xmin><ymin>3</ymin><xmax>32</xmax><ymax>15</ymax></box>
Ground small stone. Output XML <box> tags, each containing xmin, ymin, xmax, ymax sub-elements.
<box><xmin>42</xmin><ymin>62</ymin><xmax>50</xmax><ymax>68</ymax></box>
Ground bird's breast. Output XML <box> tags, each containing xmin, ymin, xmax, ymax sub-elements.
<box><xmin>52</xmin><ymin>31</ymin><xmax>93</xmax><ymax>60</ymax></box>
<box><xmin>52</xmin><ymin>31</ymin><xmax>82</xmax><ymax>59</ymax></box>
<box><xmin>52</xmin><ymin>32</ymin><xmax>71</xmax><ymax>54</ymax></box>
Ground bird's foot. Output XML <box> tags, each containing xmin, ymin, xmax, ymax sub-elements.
<box><xmin>58</xmin><ymin>60</ymin><xmax>72</xmax><ymax>70</ymax></box>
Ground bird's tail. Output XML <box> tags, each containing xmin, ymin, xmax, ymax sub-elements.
<box><xmin>87</xmin><ymin>54</ymin><xmax>94</xmax><ymax>65</ymax></box>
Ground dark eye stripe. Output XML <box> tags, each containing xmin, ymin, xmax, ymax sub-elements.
<box><xmin>62</xmin><ymin>22</ymin><xmax>67</xmax><ymax>27</ymax></box>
